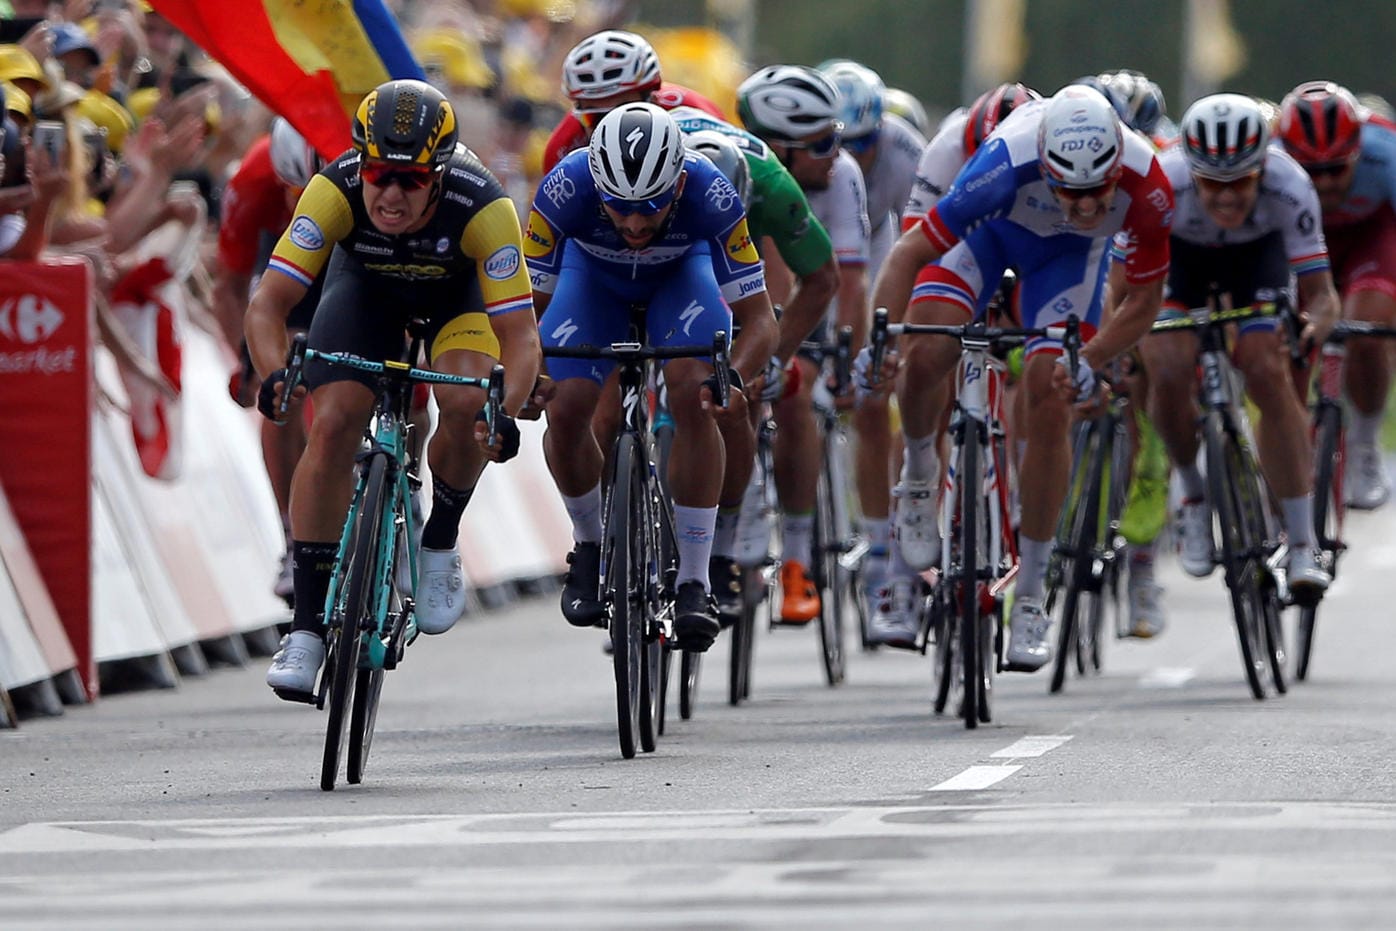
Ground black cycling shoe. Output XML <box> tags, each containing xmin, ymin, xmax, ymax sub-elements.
<box><xmin>709</xmin><ymin>555</ymin><xmax>742</xmax><ymax>629</ymax></box>
<box><xmin>674</xmin><ymin>581</ymin><xmax>720</xmax><ymax>652</ymax></box>
<box><xmin>561</xmin><ymin>542</ymin><xmax>606</xmax><ymax>628</ymax></box>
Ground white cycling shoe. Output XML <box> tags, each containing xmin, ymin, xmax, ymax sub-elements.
<box><xmin>1175</xmin><ymin>499</ymin><xmax>1216</xmax><ymax>578</ymax></box>
<box><xmin>894</xmin><ymin>481</ymin><xmax>940</xmax><ymax>571</ymax></box>
<box><xmin>266</xmin><ymin>631</ymin><xmax>325</xmax><ymax>695</ymax></box>
<box><xmin>1345</xmin><ymin>444</ymin><xmax>1391</xmax><ymax>511</ymax></box>
<box><xmin>869</xmin><ymin>579</ymin><xmax>920</xmax><ymax>649</ymax></box>
<box><xmin>1004</xmin><ymin>597</ymin><xmax>1052</xmax><ymax>672</ymax></box>
<box><xmin>416</xmin><ymin>546</ymin><xmax>467</xmax><ymax>634</ymax></box>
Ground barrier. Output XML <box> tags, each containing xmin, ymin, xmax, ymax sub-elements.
<box><xmin>0</xmin><ymin>258</ymin><xmax>95</xmax><ymax>698</ymax></box>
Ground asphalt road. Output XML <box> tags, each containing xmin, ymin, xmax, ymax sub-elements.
<box><xmin>3</xmin><ymin>507</ymin><xmax>1395</xmax><ymax>929</ymax></box>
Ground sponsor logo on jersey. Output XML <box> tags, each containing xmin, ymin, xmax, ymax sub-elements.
<box><xmin>705</xmin><ymin>176</ymin><xmax>739</xmax><ymax>212</ymax></box>
<box><xmin>354</xmin><ymin>244</ymin><xmax>395</xmax><ymax>256</ymax></box>
<box><xmin>551</xmin><ymin>318</ymin><xmax>579</xmax><ymax>346</ymax></box>
<box><xmin>361</xmin><ymin>262</ymin><xmax>448</xmax><ymax>279</ymax></box>
<box><xmin>725</xmin><ymin>224</ymin><xmax>755</xmax><ymax>259</ymax></box>
<box><xmin>737</xmin><ymin>277</ymin><xmax>764</xmax><ymax>297</ymax></box>
<box><xmin>963</xmin><ymin>160</ymin><xmax>1008</xmax><ymax>193</ymax></box>
<box><xmin>543</xmin><ymin>172</ymin><xmax>576</xmax><ymax>208</ymax></box>
<box><xmin>437</xmin><ymin>237</ymin><xmax>451</xmax><ymax>254</ymax></box>
<box><xmin>449</xmin><ymin>167</ymin><xmax>489</xmax><ymax>187</ymax></box>
<box><xmin>485</xmin><ymin>245</ymin><xmax>521</xmax><ymax>280</ymax></box>
<box><xmin>678</xmin><ymin>300</ymin><xmax>704</xmax><ymax>335</ymax></box>
<box><xmin>289</xmin><ymin>216</ymin><xmax>325</xmax><ymax>250</ymax></box>
<box><xmin>523</xmin><ymin>210</ymin><xmax>555</xmax><ymax>256</ymax></box>
<box><xmin>444</xmin><ymin>190</ymin><xmax>474</xmax><ymax>207</ymax></box>
<box><xmin>1147</xmin><ymin>188</ymin><xmax>1170</xmax><ymax>213</ymax></box>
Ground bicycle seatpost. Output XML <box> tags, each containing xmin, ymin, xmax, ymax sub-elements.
<box><xmin>870</xmin><ymin>307</ymin><xmax>889</xmax><ymax>386</ymax></box>
<box><xmin>280</xmin><ymin>333</ymin><xmax>309</xmax><ymax>418</ymax></box>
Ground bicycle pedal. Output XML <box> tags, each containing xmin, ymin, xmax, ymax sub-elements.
<box><xmin>272</xmin><ymin>687</ymin><xmax>317</xmax><ymax>705</ymax></box>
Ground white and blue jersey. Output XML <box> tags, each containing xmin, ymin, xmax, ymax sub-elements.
<box><xmin>1313</xmin><ymin>120</ymin><xmax>1396</xmax><ymax>229</ymax></box>
<box><xmin>524</xmin><ymin>148</ymin><xmax>766</xmax><ymax>383</ymax></box>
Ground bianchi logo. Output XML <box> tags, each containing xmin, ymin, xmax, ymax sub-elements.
<box><xmin>0</xmin><ymin>293</ymin><xmax>64</xmax><ymax>343</ymax></box>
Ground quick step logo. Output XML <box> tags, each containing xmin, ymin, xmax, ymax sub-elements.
<box><xmin>0</xmin><ymin>293</ymin><xmax>75</xmax><ymax>375</ymax></box>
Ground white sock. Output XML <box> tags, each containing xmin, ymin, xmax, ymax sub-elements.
<box><xmin>1177</xmin><ymin>463</ymin><xmax>1206</xmax><ymax>502</ymax></box>
<box><xmin>673</xmin><ymin>504</ymin><xmax>717</xmax><ymax>589</ymax></box>
<box><xmin>1281</xmin><ymin>495</ymin><xmax>1314</xmax><ymax>549</ymax></box>
<box><xmin>713</xmin><ymin>508</ymin><xmax>741</xmax><ymax>558</ymax></box>
<box><xmin>782</xmin><ymin>513</ymin><xmax>814</xmax><ymax>567</ymax></box>
<box><xmin>562</xmin><ymin>485</ymin><xmax>603</xmax><ymax>544</ymax></box>
<box><xmin>1350</xmin><ymin>409</ymin><xmax>1384</xmax><ymax>449</ymax></box>
<box><xmin>903</xmin><ymin>434</ymin><xmax>940</xmax><ymax>484</ymax></box>
<box><xmin>1016</xmin><ymin>535</ymin><xmax>1052</xmax><ymax>601</ymax></box>
<box><xmin>1128</xmin><ymin>540</ymin><xmax>1157</xmax><ymax>582</ymax></box>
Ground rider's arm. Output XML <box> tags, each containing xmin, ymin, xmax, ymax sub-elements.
<box><xmin>754</xmin><ymin>165</ymin><xmax>838</xmax><ymax>361</ymax></box>
<box><xmin>870</xmin><ymin>220</ymin><xmax>946</xmax><ymax>327</ymax></box>
<box><xmin>1297</xmin><ymin>269</ymin><xmax>1341</xmax><ymax>345</ymax></box>
<box><xmin>245</xmin><ymin>269</ymin><xmax>308</xmax><ymax>379</ymax></box>
<box><xmin>729</xmin><ymin>290</ymin><xmax>778</xmax><ymax>383</ymax></box>
<box><xmin>776</xmin><ymin>256</ymin><xmax>837</xmax><ymax>362</ymax></box>
<box><xmin>1082</xmin><ymin>275</ymin><xmax>1164</xmax><ymax>372</ymax></box>
<box><xmin>462</xmin><ymin>197</ymin><xmax>541</xmax><ymax>415</ymax></box>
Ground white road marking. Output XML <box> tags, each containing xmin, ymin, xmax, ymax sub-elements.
<box><xmin>928</xmin><ymin>765</ymin><xmax>1022</xmax><ymax>791</ymax></box>
<box><xmin>1139</xmin><ymin>666</ymin><xmax>1197</xmax><ymax>689</ymax></box>
<box><xmin>990</xmin><ymin>735</ymin><xmax>1072</xmax><ymax>758</ymax></box>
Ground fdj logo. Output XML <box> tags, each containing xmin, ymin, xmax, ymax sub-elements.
<box><xmin>1060</xmin><ymin>139</ymin><xmax>1086</xmax><ymax>152</ymax></box>
<box><xmin>0</xmin><ymin>294</ymin><xmax>64</xmax><ymax>344</ymax></box>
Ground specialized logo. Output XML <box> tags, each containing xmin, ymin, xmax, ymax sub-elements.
<box><xmin>0</xmin><ymin>294</ymin><xmax>64</xmax><ymax>344</ymax></box>
<box><xmin>679</xmin><ymin>300</ymin><xmax>704</xmax><ymax>336</ymax></box>
<box><xmin>625</xmin><ymin>125</ymin><xmax>645</xmax><ymax>159</ymax></box>
<box><xmin>485</xmin><ymin>245</ymin><xmax>521</xmax><ymax>280</ymax></box>
<box><xmin>289</xmin><ymin>216</ymin><xmax>325</xmax><ymax>251</ymax></box>
<box><xmin>543</xmin><ymin>172</ymin><xmax>575</xmax><ymax>208</ymax></box>
<box><xmin>552</xmin><ymin>318</ymin><xmax>579</xmax><ymax>346</ymax></box>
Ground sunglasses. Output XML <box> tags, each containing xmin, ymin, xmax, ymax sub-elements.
<box><xmin>783</xmin><ymin>125</ymin><xmax>844</xmax><ymax>159</ymax></box>
<box><xmin>359</xmin><ymin>160</ymin><xmax>437</xmax><ymax>191</ymax></box>
<box><xmin>842</xmin><ymin>128</ymin><xmax>881</xmax><ymax>155</ymax></box>
<box><xmin>1195</xmin><ymin>170</ymin><xmax>1262</xmax><ymax>191</ymax></box>
<box><xmin>599</xmin><ymin>185</ymin><xmax>678</xmax><ymax>216</ymax></box>
<box><xmin>1305</xmin><ymin>160</ymin><xmax>1353</xmax><ymax>179</ymax></box>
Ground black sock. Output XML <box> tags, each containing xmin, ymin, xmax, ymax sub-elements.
<box><xmin>421</xmin><ymin>478</ymin><xmax>475</xmax><ymax>550</ymax></box>
<box><xmin>291</xmin><ymin>541</ymin><xmax>339</xmax><ymax>634</ymax></box>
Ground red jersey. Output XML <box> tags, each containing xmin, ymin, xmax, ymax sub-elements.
<box><xmin>218</xmin><ymin>136</ymin><xmax>291</xmax><ymax>276</ymax></box>
<box><xmin>541</xmin><ymin>82</ymin><xmax>726</xmax><ymax>174</ymax></box>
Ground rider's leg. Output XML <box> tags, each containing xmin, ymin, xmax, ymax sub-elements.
<box><xmin>1342</xmin><ymin>287</ymin><xmax>1396</xmax><ymax>508</ymax></box>
<box><xmin>772</xmin><ymin>355</ymin><xmax>822</xmax><ymax>621</ymax></box>
<box><xmin>1014</xmin><ymin>352</ymin><xmax>1073</xmax><ymax>601</ymax></box>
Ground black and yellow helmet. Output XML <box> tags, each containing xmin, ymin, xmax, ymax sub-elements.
<box><xmin>352</xmin><ymin>79</ymin><xmax>458</xmax><ymax>167</ymax></box>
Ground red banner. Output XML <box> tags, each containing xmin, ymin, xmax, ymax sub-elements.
<box><xmin>0</xmin><ymin>259</ymin><xmax>95</xmax><ymax>698</ymax></box>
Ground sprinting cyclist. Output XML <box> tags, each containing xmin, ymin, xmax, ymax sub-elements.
<box><xmin>869</xmin><ymin>86</ymin><xmax>1173</xmax><ymax>670</ymax></box>
<box><xmin>1277</xmin><ymin>81</ymin><xmax>1396</xmax><ymax>510</ymax></box>
<box><xmin>1140</xmin><ymin>92</ymin><xmax>1337</xmax><ymax>599</ymax></box>
<box><xmin>248</xmin><ymin>80</ymin><xmax>540</xmax><ymax>698</ymax></box>
<box><xmin>527</xmin><ymin>103</ymin><xmax>777</xmax><ymax>652</ymax></box>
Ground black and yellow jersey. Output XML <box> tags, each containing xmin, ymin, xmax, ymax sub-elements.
<box><xmin>268</xmin><ymin>144</ymin><xmax>534</xmax><ymax>317</ymax></box>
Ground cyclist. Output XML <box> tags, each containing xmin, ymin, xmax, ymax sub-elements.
<box><xmin>868</xmin><ymin>85</ymin><xmax>1173</xmax><ymax>670</ymax></box>
<box><xmin>1277</xmin><ymin>81</ymin><xmax>1396</xmax><ymax>510</ymax></box>
<box><xmin>1141</xmin><ymin>93</ymin><xmax>1337</xmax><ymax>596</ymax></box>
<box><xmin>883</xmin><ymin>87</ymin><xmax>931</xmax><ymax>138</ymax></box>
<box><xmin>737</xmin><ymin>64</ymin><xmax>871</xmax><ymax>625</ymax></box>
<box><xmin>1093</xmin><ymin>69</ymin><xmax>1173</xmax><ymax>145</ymax></box>
<box><xmin>870</xmin><ymin>81</ymin><xmax>1038</xmax><ymax>646</ymax></box>
<box><xmin>668</xmin><ymin>117</ymin><xmax>839</xmax><ymax>618</ymax></box>
<box><xmin>248</xmin><ymin>79</ymin><xmax>540</xmax><ymax>698</ymax></box>
<box><xmin>215</xmin><ymin>117</ymin><xmax>324</xmax><ymax>604</ymax></box>
<box><xmin>819</xmin><ymin>59</ymin><xmax>928</xmax><ymax>623</ymax></box>
<box><xmin>542</xmin><ymin>29</ymin><xmax>726</xmax><ymax>174</ymax></box>
<box><xmin>527</xmin><ymin>102</ymin><xmax>777</xmax><ymax>652</ymax></box>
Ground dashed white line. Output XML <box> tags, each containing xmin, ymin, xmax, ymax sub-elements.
<box><xmin>929</xmin><ymin>765</ymin><xmax>1022</xmax><ymax>791</ymax></box>
<box><xmin>991</xmin><ymin>735</ymin><xmax>1072</xmax><ymax>758</ymax></box>
<box><xmin>1138</xmin><ymin>667</ymin><xmax>1197</xmax><ymax>689</ymax></box>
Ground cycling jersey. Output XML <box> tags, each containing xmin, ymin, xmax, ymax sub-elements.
<box><xmin>860</xmin><ymin>113</ymin><xmax>926</xmax><ymax>274</ymax></box>
<box><xmin>669</xmin><ymin>105</ymin><xmax>833</xmax><ymax>277</ymax></box>
<box><xmin>542</xmin><ymin>82</ymin><xmax>727</xmax><ymax>175</ymax></box>
<box><xmin>219</xmin><ymin>136</ymin><xmax>289</xmax><ymax>277</ymax></box>
<box><xmin>1314</xmin><ymin>120</ymin><xmax>1396</xmax><ymax>229</ymax></box>
<box><xmin>808</xmin><ymin>149</ymin><xmax>871</xmax><ymax>268</ymax></box>
<box><xmin>903</xmin><ymin>108</ymin><xmax>969</xmax><ymax>229</ymax></box>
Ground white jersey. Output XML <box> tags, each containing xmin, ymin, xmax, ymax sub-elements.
<box><xmin>862</xmin><ymin>114</ymin><xmax>927</xmax><ymax>274</ymax></box>
<box><xmin>904</xmin><ymin>107</ymin><xmax>970</xmax><ymax>225</ymax></box>
<box><xmin>1162</xmin><ymin>145</ymin><xmax>1329</xmax><ymax>270</ymax></box>
<box><xmin>806</xmin><ymin>148</ymin><xmax>871</xmax><ymax>267</ymax></box>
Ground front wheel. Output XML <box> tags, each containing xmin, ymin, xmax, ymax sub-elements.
<box><xmin>606</xmin><ymin>435</ymin><xmax>644</xmax><ymax>759</ymax></box>
<box><xmin>813</xmin><ymin>432</ymin><xmax>847</xmax><ymax>686</ymax></box>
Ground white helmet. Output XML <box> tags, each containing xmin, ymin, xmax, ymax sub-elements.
<box><xmin>1181</xmin><ymin>93</ymin><xmax>1269</xmax><ymax>181</ymax></box>
<box><xmin>1037</xmin><ymin>86</ymin><xmax>1125</xmax><ymax>189</ymax></box>
<box><xmin>883</xmin><ymin>87</ymin><xmax>930</xmax><ymax>137</ymax></box>
<box><xmin>737</xmin><ymin>65</ymin><xmax>842</xmax><ymax>142</ymax></box>
<box><xmin>821</xmin><ymin>60</ymin><xmax>885</xmax><ymax>140</ymax></box>
<box><xmin>588</xmin><ymin>102</ymin><xmax>686</xmax><ymax>201</ymax></box>
<box><xmin>269</xmin><ymin>117</ymin><xmax>322</xmax><ymax>188</ymax></box>
<box><xmin>684</xmin><ymin>128</ymin><xmax>751</xmax><ymax>208</ymax></box>
<box><xmin>562</xmin><ymin>30</ymin><xmax>661</xmax><ymax>103</ymax></box>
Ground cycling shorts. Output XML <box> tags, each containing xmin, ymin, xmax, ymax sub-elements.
<box><xmin>1160</xmin><ymin>232</ymin><xmax>1290</xmax><ymax>334</ymax></box>
<box><xmin>910</xmin><ymin>220</ymin><xmax>1107</xmax><ymax>358</ymax></box>
<box><xmin>304</xmin><ymin>249</ymin><xmax>498</xmax><ymax>391</ymax></box>
<box><xmin>539</xmin><ymin>243</ymin><xmax>732</xmax><ymax>384</ymax></box>
<box><xmin>1324</xmin><ymin>203</ymin><xmax>1396</xmax><ymax>302</ymax></box>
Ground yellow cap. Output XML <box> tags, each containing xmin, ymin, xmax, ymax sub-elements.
<box><xmin>125</xmin><ymin>85</ymin><xmax>161</xmax><ymax>123</ymax></box>
<box><xmin>0</xmin><ymin>45</ymin><xmax>49</xmax><ymax>88</ymax></box>
<box><xmin>3</xmin><ymin>80</ymin><xmax>31</xmax><ymax>123</ymax></box>
<box><xmin>76</xmin><ymin>90</ymin><xmax>135</xmax><ymax>152</ymax></box>
<box><xmin>411</xmin><ymin>29</ymin><xmax>494</xmax><ymax>91</ymax></box>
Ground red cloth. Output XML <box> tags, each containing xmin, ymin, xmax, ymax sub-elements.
<box><xmin>542</xmin><ymin>82</ymin><xmax>727</xmax><ymax>174</ymax></box>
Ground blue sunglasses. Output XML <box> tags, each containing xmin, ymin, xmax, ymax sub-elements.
<box><xmin>599</xmin><ymin>185</ymin><xmax>679</xmax><ymax>216</ymax></box>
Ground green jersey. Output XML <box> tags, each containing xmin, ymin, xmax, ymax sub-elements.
<box><xmin>671</xmin><ymin>106</ymin><xmax>833</xmax><ymax>278</ymax></box>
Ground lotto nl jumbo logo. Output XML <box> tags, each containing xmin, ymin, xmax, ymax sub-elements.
<box><xmin>0</xmin><ymin>294</ymin><xmax>64</xmax><ymax>344</ymax></box>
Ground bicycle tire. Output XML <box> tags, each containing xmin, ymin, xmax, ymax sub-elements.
<box><xmin>729</xmin><ymin>566</ymin><xmax>761</xmax><ymax>704</ymax></box>
<box><xmin>606</xmin><ymin>434</ymin><xmax>644</xmax><ymax>759</ymax></box>
<box><xmin>958</xmin><ymin>427</ymin><xmax>982</xmax><ymax>728</ymax></box>
<box><xmin>321</xmin><ymin>454</ymin><xmax>386</xmax><ymax>790</ymax></box>
<box><xmin>814</xmin><ymin>433</ymin><xmax>847</xmax><ymax>686</ymax></box>
<box><xmin>931</xmin><ymin>588</ymin><xmax>956</xmax><ymax>715</ymax></box>
<box><xmin>1299</xmin><ymin>403</ymin><xmax>1343</xmax><ymax>681</ymax></box>
<box><xmin>679</xmin><ymin>649</ymin><xmax>701</xmax><ymax>719</ymax></box>
<box><xmin>1205</xmin><ymin>413</ymin><xmax>1268</xmax><ymax>699</ymax></box>
<box><xmin>347</xmin><ymin>668</ymin><xmax>383</xmax><ymax>785</ymax></box>
<box><xmin>1051</xmin><ymin>420</ymin><xmax>1104</xmax><ymax>694</ymax></box>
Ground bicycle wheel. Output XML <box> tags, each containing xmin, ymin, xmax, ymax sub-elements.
<box><xmin>1051</xmin><ymin>420</ymin><xmax>1104</xmax><ymax>694</ymax></box>
<box><xmin>679</xmin><ymin>649</ymin><xmax>701</xmax><ymax>719</ymax></box>
<box><xmin>606</xmin><ymin>434</ymin><xmax>644</xmax><ymax>759</ymax></box>
<box><xmin>347</xmin><ymin>668</ymin><xmax>383</xmax><ymax>785</ymax></box>
<box><xmin>957</xmin><ymin>428</ymin><xmax>983</xmax><ymax>728</ymax></box>
<box><xmin>1298</xmin><ymin>403</ymin><xmax>1343</xmax><ymax>681</ymax></box>
<box><xmin>1205</xmin><ymin>413</ymin><xmax>1268</xmax><ymax>699</ymax></box>
<box><xmin>321</xmin><ymin>455</ymin><xmax>386</xmax><ymax>790</ymax></box>
<box><xmin>931</xmin><ymin>587</ymin><xmax>957</xmax><ymax>716</ymax></box>
<box><xmin>729</xmin><ymin>566</ymin><xmax>761</xmax><ymax>704</ymax></box>
<box><xmin>813</xmin><ymin>431</ymin><xmax>847</xmax><ymax>686</ymax></box>
<box><xmin>642</xmin><ymin>478</ymin><xmax>673</xmax><ymax>747</ymax></box>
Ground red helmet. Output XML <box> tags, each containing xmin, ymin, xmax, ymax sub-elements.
<box><xmin>963</xmin><ymin>82</ymin><xmax>1040</xmax><ymax>155</ymax></box>
<box><xmin>1278</xmin><ymin>80</ymin><xmax>1364</xmax><ymax>165</ymax></box>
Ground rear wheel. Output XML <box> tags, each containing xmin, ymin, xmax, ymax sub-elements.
<box><xmin>957</xmin><ymin>429</ymin><xmax>983</xmax><ymax>729</ymax></box>
<box><xmin>1051</xmin><ymin>419</ymin><xmax>1103</xmax><ymax>694</ymax></box>
<box><xmin>679</xmin><ymin>649</ymin><xmax>701</xmax><ymax>719</ymax></box>
<box><xmin>347</xmin><ymin>668</ymin><xmax>383</xmax><ymax>785</ymax></box>
<box><xmin>1299</xmin><ymin>403</ymin><xmax>1343</xmax><ymax>681</ymax></box>
<box><xmin>729</xmin><ymin>566</ymin><xmax>761</xmax><ymax>704</ymax></box>
<box><xmin>813</xmin><ymin>437</ymin><xmax>847</xmax><ymax>686</ymax></box>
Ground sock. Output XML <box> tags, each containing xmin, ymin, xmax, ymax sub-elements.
<box><xmin>673</xmin><ymin>504</ymin><xmax>717</xmax><ymax>588</ymax></box>
<box><xmin>1350</xmin><ymin>409</ymin><xmax>1383</xmax><ymax>449</ymax></box>
<box><xmin>562</xmin><ymin>485</ymin><xmax>603</xmax><ymax>544</ymax></box>
<box><xmin>290</xmin><ymin>541</ymin><xmax>339</xmax><ymax>634</ymax></box>
<box><xmin>1178</xmin><ymin>462</ymin><xmax>1207</xmax><ymax>502</ymax></box>
<box><xmin>1281</xmin><ymin>495</ymin><xmax>1314</xmax><ymax>549</ymax></box>
<box><xmin>1128</xmin><ymin>540</ymin><xmax>1157</xmax><ymax>582</ymax></box>
<box><xmin>782</xmin><ymin>513</ymin><xmax>814</xmax><ymax>567</ymax></box>
<box><xmin>712</xmin><ymin>507</ymin><xmax>741</xmax><ymax>559</ymax></box>
<box><xmin>421</xmin><ymin>478</ymin><xmax>474</xmax><ymax>550</ymax></box>
<box><xmin>903</xmin><ymin>434</ymin><xmax>940</xmax><ymax>484</ymax></box>
<box><xmin>1016</xmin><ymin>535</ymin><xmax>1052</xmax><ymax>601</ymax></box>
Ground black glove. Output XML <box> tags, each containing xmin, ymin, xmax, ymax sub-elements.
<box><xmin>476</xmin><ymin>409</ymin><xmax>521</xmax><ymax>462</ymax></box>
<box><xmin>257</xmin><ymin>368</ymin><xmax>290</xmax><ymax>422</ymax></box>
